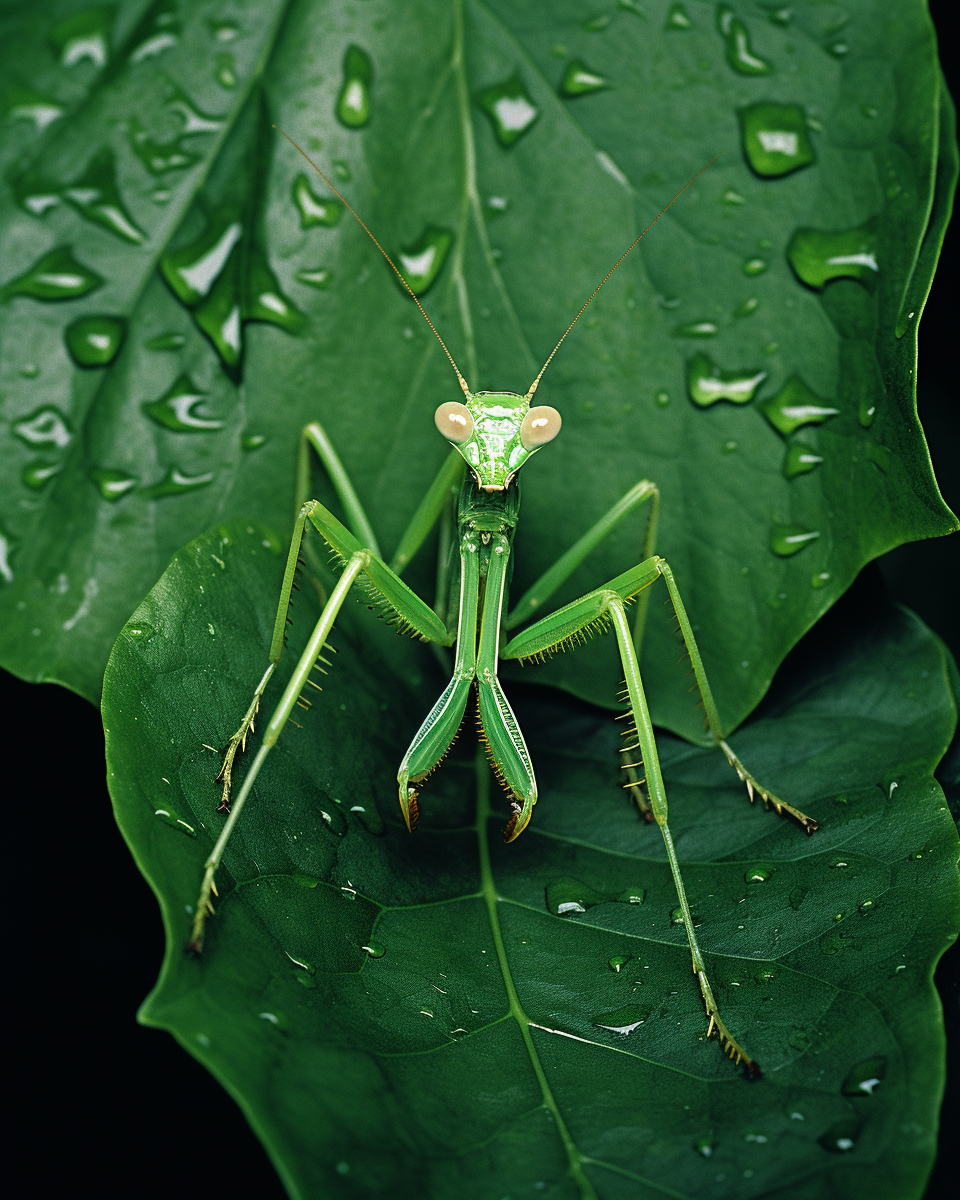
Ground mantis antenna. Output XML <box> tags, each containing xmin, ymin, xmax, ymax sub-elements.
<box><xmin>277</xmin><ymin>126</ymin><xmax>720</xmax><ymax>403</ymax></box>
<box><xmin>525</xmin><ymin>155</ymin><xmax>723</xmax><ymax>399</ymax></box>
<box><xmin>275</xmin><ymin>127</ymin><xmax>471</xmax><ymax>397</ymax></box>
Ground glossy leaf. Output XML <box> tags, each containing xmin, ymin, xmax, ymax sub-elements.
<box><xmin>104</xmin><ymin>522</ymin><xmax>959</xmax><ymax>1200</ymax></box>
<box><xmin>1</xmin><ymin>0</ymin><xmax>956</xmax><ymax>741</ymax></box>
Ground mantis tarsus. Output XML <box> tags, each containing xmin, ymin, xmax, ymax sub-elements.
<box><xmin>188</xmin><ymin>133</ymin><xmax>820</xmax><ymax>1079</ymax></box>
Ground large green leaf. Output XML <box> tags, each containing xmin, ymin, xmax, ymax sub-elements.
<box><xmin>103</xmin><ymin>521</ymin><xmax>959</xmax><ymax>1200</ymax></box>
<box><xmin>3</xmin><ymin>0</ymin><xmax>956</xmax><ymax>740</ymax></box>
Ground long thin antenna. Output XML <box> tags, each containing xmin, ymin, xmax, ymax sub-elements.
<box><xmin>525</xmin><ymin>156</ymin><xmax>724</xmax><ymax>400</ymax></box>
<box><xmin>275</xmin><ymin>127</ymin><xmax>470</xmax><ymax>397</ymax></box>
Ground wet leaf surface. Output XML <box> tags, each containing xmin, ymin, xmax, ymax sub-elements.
<box><xmin>2</xmin><ymin>0</ymin><xmax>956</xmax><ymax>742</ymax></box>
<box><xmin>103</xmin><ymin>521</ymin><xmax>959</xmax><ymax>1200</ymax></box>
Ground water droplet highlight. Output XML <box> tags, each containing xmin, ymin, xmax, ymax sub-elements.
<box><xmin>362</xmin><ymin>940</ymin><xmax>385</xmax><ymax>958</ymax></box>
<box><xmin>841</xmin><ymin>1056</ymin><xmax>886</xmax><ymax>1097</ymax></box>
<box><xmin>665</xmin><ymin>2</ymin><xmax>693</xmax><ymax>30</ymax></box>
<box><xmin>61</xmin><ymin>147</ymin><xmax>146</xmax><ymax>243</ymax></box>
<box><xmin>51</xmin><ymin>6</ymin><xmax>113</xmax><ymax>68</ymax></box>
<box><xmin>129</xmin><ymin>118</ymin><xmax>201</xmax><ymax>175</ymax></box>
<box><xmin>13</xmin><ymin>407</ymin><xmax>72</xmax><ymax>449</ymax></box>
<box><xmin>654</xmin><ymin>390</ymin><xmax>670</xmax><ymax>408</ymax></box>
<box><xmin>742</xmin><ymin>257</ymin><xmax>768</xmax><ymax>276</ymax></box>
<box><xmin>733</xmin><ymin>297</ymin><xmax>759</xmax><ymax>318</ymax></box>
<box><xmin>476</xmin><ymin>73</ymin><xmax>540</xmax><ymax>147</ymax></box>
<box><xmin>1</xmin><ymin>246</ymin><xmax>103</xmax><ymax>302</ymax></box>
<box><xmin>162</xmin><ymin>214</ymin><xmax>242</xmax><ymax>305</ymax></box>
<box><xmin>154</xmin><ymin>804</ymin><xmax>196</xmax><ymax>836</ymax></box>
<box><xmin>146</xmin><ymin>466</ymin><xmax>215</xmax><ymax>498</ymax></box>
<box><xmin>545</xmin><ymin>876</ymin><xmax>644</xmax><ymax>916</ymax></box>
<box><xmin>128</xmin><ymin>0</ymin><xmax>180</xmax><ymax>62</ymax></box>
<box><xmin>592</xmin><ymin>1005</ymin><xmax>649</xmax><ymax>1035</ymax></box>
<box><xmin>760</xmin><ymin>376</ymin><xmax>839</xmax><ymax>435</ymax></box>
<box><xmin>397</xmin><ymin>226</ymin><xmax>453</xmax><ymax>296</ymax></box>
<box><xmin>559</xmin><ymin>60</ymin><xmax>611</xmax><ymax>97</ymax></box>
<box><xmin>292</xmin><ymin>174</ymin><xmax>343</xmax><ymax>228</ymax></box>
<box><xmin>22</xmin><ymin>460</ymin><xmax>61</xmax><ymax>490</ymax></box>
<box><xmin>694</xmin><ymin>1136</ymin><xmax>715</xmax><ymax>1158</ymax></box>
<box><xmin>64</xmin><ymin>315</ymin><xmax>126</xmax><ymax>367</ymax></box>
<box><xmin>672</xmin><ymin>320</ymin><xmax>718</xmax><ymax>338</ymax></box>
<box><xmin>811</xmin><ymin>571</ymin><xmax>830</xmax><ymax>588</ymax></box>
<box><xmin>144</xmin><ymin>332</ymin><xmax>186</xmax><ymax>351</ymax></box>
<box><xmin>142</xmin><ymin>374</ymin><xmax>224</xmax><ymax>432</ymax></box>
<box><xmin>819</xmin><ymin>1119</ymin><xmax>861</xmax><ymax>1153</ymax></box>
<box><xmin>687</xmin><ymin>352</ymin><xmax>766</xmax><ymax>406</ymax></box>
<box><xmin>770</xmin><ymin>525</ymin><xmax>820</xmax><ymax>556</ymax></box>
<box><xmin>165</xmin><ymin>84</ymin><xmax>222</xmax><ymax>134</ymax></box>
<box><xmin>91</xmin><ymin>468</ymin><xmax>138</xmax><ymax>501</ymax></box>
<box><xmin>295</xmin><ymin>267</ymin><xmax>333</xmax><ymax>289</ymax></box>
<box><xmin>241</xmin><ymin>430</ymin><xmax>267</xmax><ymax>451</ymax></box>
<box><xmin>215</xmin><ymin>53</ymin><xmax>237</xmax><ymax>88</ymax></box>
<box><xmin>782</xmin><ymin>443</ymin><xmax>823</xmax><ymax>478</ymax></box>
<box><xmin>717</xmin><ymin>6</ymin><xmax>773</xmax><ymax>75</ymax></box>
<box><xmin>336</xmin><ymin>45</ymin><xmax>373</xmax><ymax>128</ymax></box>
<box><xmin>744</xmin><ymin>865</ymin><xmax>772</xmax><ymax>884</ymax></box>
<box><xmin>787</xmin><ymin>222</ymin><xmax>879</xmax><ymax>289</ymax></box>
<box><xmin>608</xmin><ymin>955</ymin><xmax>630</xmax><ymax>972</ymax></box>
<box><xmin>2</xmin><ymin>84</ymin><xmax>64</xmax><ymax>130</ymax></box>
<box><xmin>350</xmin><ymin>802</ymin><xmax>385</xmax><ymax>835</ymax></box>
<box><xmin>739</xmin><ymin>103</ymin><xmax>815</xmax><ymax>177</ymax></box>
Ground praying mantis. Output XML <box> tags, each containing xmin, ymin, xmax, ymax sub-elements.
<box><xmin>188</xmin><ymin>134</ymin><xmax>821</xmax><ymax>1078</ymax></box>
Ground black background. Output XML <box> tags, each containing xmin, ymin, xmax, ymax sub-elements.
<box><xmin>4</xmin><ymin>4</ymin><xmax>957</xmax><ymax>1197</ymax></box>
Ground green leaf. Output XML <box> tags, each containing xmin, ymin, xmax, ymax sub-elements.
<box><xmin>103</xmin><ymin>521</ymin><xmax>959</xmax><ymax>1200</ymax></box>
<box><xmin>2</xmin><ymin>1</ymin><xmax>956</xmax><ymax>740</ymax></box>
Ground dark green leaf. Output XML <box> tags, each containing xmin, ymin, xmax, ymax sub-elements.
<box><xmin>2</xmin><ymin>1</ymin><xmax>956</xmax><ymax>740</ymax></box>
<box><xmin>104</xmin><ymin>522</ymin><xmax>959</xmax><ymax>1200</ymax></box>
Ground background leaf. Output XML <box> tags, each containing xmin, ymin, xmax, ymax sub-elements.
<box><xmin>103</xmin><ymin>521</ymin><xmax>959</xmax><ymax>1200</ymax></box>
<box><xmin>1</xmin><ymin>0</ymin><xmax>956</xmax><ymax>742</ymax></box>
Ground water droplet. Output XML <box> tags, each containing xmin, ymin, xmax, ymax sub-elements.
<box><xmin>617</xmin><ymin>888</ymin><xmax>645</xmax><ymax>905</ymax></box>
<box><xmin>744</xmin><ymin>865</ymin><xmax>772</xmax><ymax>884</ymax></box>
<box><xmin>142</xmin><ymin>374</ymin><xmax>224</xmax><ymax>432</ymax></box>
<box><xmin>592</xmin><ymin>1005</ymin><xmax>649</xmax><ymax>1035</ymax></box>
<box><xmin>830</xmin><ymin>857</ymin><xmax>849</xmax><ymax>868</ymax></box>
<box><xmin>687</xmin><ymin>352</ymin><xmax>766</xmax><ymax>406</ymax></box>
<box><xmin>739</xmin><ymin>103</ymin><xmax>815</xmax><ymax>177</ymax></box>
<box><xmin>350</xmin><ymin>803</ymin><xmax>385</xmax><ymax>835</ymax></box>
<box><xmin>654</xmin><ymin>390</ymin><xmax>670</xmax><ymax>408</ymax></box>
<box><xmin>296</xmin><ymin>973</ymin><xmax>316</xmax><ymax>989</ymax></box>
<box><xmin>672</xmin><ymin>320</ymin><xmax>718</xmax><ymax>338</ymax></box>
<box><xmin>91</xmin><ymin>468</ymin><xmax>138</xmax><ymax>501</ymax></box>
<box><xmin>608</xmin><ymin>955</ymin><xmax>631</xmax><ymax>972</ymax></box>
<box><xmin>819</xmin><ymin>1119</ymin><xmax>861</xmax><ymax>1153</ymax></box>
<box><xmin>857</xmin><ymin>898</ymin><xmax>875</xmax><ymax>914</ymax></box>
<box><xmin>215</xmin><ymin>53</ymin><xmax>237</xmax><ymax>88</ymax></box>
<box><xmin>665</xmin><ymin>2</ymin><xmax>693</xmax><ymax>30</ymax></box>
<box><xmin>20</xmin><ymin>364</ymin><xmax>40</xmax><ymax>378</ymax></box>
<box><xmin>241</xmin><ymin>431</ymin><xmax>268</xmax><ymax>451</ymax></box>
<box><xmin>722</xmin><ymin>188</ymin><xmax>746</xmax><ymax>206</ymax></box>
<box><xmin>842</xmin><ymin>1056</ymin><xmax>886</xmax><ymax>1096</ymax></box>
<box><xmin>583</xmin><ymin>13</ymin><xmax>611</xmax><ymax>31</ymax></box>
<box><xmin>546</xmin><ymin>877</ymin><xmax>609</xmax><ymax>915</ymax></box>
<box><xmin>145</xmin><ymin>332</ymin><xmax>186</xmax><ymax>351</ymax></box>
<box><xmin>336</xmin><ymin>45</ymin><xmax>373</xmax><ymax>128</ymax></box>
<box><xmin>767</xmin><ymin>6</ymin><xmax>792</xmax><ymax>24</ymax></box>
<box><xmin>129</xmin><ymin>0</ymin><xmax>180</xmax><ymax>62</ymax></box>
<box><xmin>717</xmin><ymin>8</ymin><xmax>773</xmax><ymax>75</ymax></box>
<box><xmin>783</xmin><ymin>443</ymin><xmax>823</xmax><ymax>478</ymax></box>
<box><xmin>559</xmin><ymin>60</ymin><xmax>611</xmax><ymax>97</ymax></box>
<box><xmin>811</xmin><ymin>571</ymin><xmax>831</xmax><ymax>588</ymax></box>
<box><xmin>760</xmin><ymin>376</ymin><xmax>839</xmax><ymax>435</ymax></box>
<box><xmin>787</xmin><ymin>222</ymin><xmax>879</xmax><ymax>289</ymax></box>
<box><xmin>246</xmin><ymin>248</ymin><xmax>304</xmax><ymax>332</ymax></box>
<box><xmin>13</xmin><ymin>407</ymin><xmax>72</xmax><ymax>449</ymax></box>
<box><xmin>291</xmin><ymin>872</ymin><xmax>319</xmax><ymax>888</ymax></box>
<box><xmin>61</xmin><ymin>146</ymin><xmax>146</xmax><ymax>243</ymax></box>
<box><xmin>721</xmin><ymin>439</ymin><xmax>737</xmax><ymax>454</ymax></box>
<box><xmin>64</xmin><ymin>315</ymin><xmax>126</xmax><ymax>367</ymax></box>
<box><xmin>146</xmin><ymin>466</ymin><xmax>215</xmax><ymax>498</ymax></box>
<box><xmin>476</xmin><ymin>73</ymin><xmax>540</xmax><ymax>147</ymax></box>
<box><xmin>126</xmin><ymin>621</ymin><xmax>156</xmax><ymax>641</ymax></box>
<box><xmin>162</xmin><ymin>213</ymin><xmax>242</xmax><ymax>305</ymax></box>
<box><xmin>397</xmin><ymin>226</ymin><xmax>453</xmax><ymax>296</ymax></box>
<box><xmin>770</xmin><ymin>524</ymin><xmax>820</xmax><ymax>556</ymax></box>
<box><xmin>51</xmin><ymin>6</ymin><xmax>113</xmax><ymax>67</ymax></box>
<box><xmin>733</xmin><ymin>297</ymin><xmax>759</xmax><ymax>318</ymax></box>
<box><xmin>295</xmin><ymin>267</ymin><xmax>333</xmax><ymax>290</ymax></box>
<box><xmin>292</xmin><ymin>174</ymin><xmax>343</xmax><ymax>228</ymax></box>
<box><xmin>826</xmin><ymin>41</ymin><xmax>848</xmax><ymax>57</ymax></box>
<box><xmin>742</xmin><ymin>257</ymin><xmax>768</xmax><ymax>276</ymax></box>
<box><xmin>361</xmin><ymin>940</ymin><xmax>385</xmax><ymax>958</ymax></box>
<box><xmin>21</xmin><ymin>459</ymin><xmax>61</xmax><ymax>489</ymax></box>
<box><xmin>2</xmin><ymin>84</ymin><xmax>64</xmax><ymax>130</ymax></box>
<box><xmin>129</xmin><ymin>118</ymin><xmax>201</xmax><ymax>175</ymax></box>
<box><xmin>694</xmin><ymin>1136</ymin><xmax>715</xmax><ymax>1158</ymax></box>
<box><xmin>1</xmin><ymin>246</ymin><xmax>103</xmax><ymax>302</ymax></box>
<box><xmin>154</xmin><ymin>804</ymin><xmax>196</xmax><ymax>836</ymax></box>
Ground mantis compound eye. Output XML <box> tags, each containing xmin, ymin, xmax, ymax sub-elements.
<box><xmin>520</xmin><ymin>405</ymin><xmax>561</xmax><ymax>449</ymax></box>
<box><xmin>435</xmin><ymin>401</ymin><xmax>474</xmax><ymax>444</ymax></box>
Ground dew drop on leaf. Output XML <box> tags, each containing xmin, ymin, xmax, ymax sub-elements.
<box><xmin>91</xmin><ymin>468</ymin><xmax>138</xmax><ymax>501</ymax></box>
<box><xmin>686</xmin><ymin>352</ymin><xmax>766</xmax><ymax>406</ymax></box>
<box><xmin>476</xmin><ymin>73</ymin><xmax>540</xmax><ymax>147</ymax></box>
<box><xmin>559</xmin><ymin>59</ymin><xmax>611</xmax><ymax>97</ymax></box>
<box><xmin>396</xmin><ymin>226</ymin><xmax>453</xmax><ymax>296</ymax></box>
<box><xmin>142</xmin><ymin>374</ymin><xmax>224</xmax><ymax>432</ymax></box>
<box><xmin>770</xmin><ymin>525</ymin><xmax>820</xmax><ymax>556</ymax></box>
<box><xmin>787</xmin><ymin>222</ymin><xmax>879</xmax><ymax>289</ymax></box>
<box><xmin>65</xmin><ymin>315</ymin><xmax>126</xmax><ymax>367</ymax></box>
<box><xmin>842</xmin><ymin>1056</ymin><xmax>886</xmax><ymax>1096</ymax></box>
<box><xmin>759</xmin><ymin>376</ymin><xmax>839</xmax><ymax>436</ymax></box>
<box><xmin>292</xmin><ymin>174</ymin><xmax>343</xmax><ymax>228</ymax></box>
<box><xmin>1</xmin><ymin>246</ymin><xmax>103</xmax><ymax>302</ymax></box>
<box><xmin>336</xmin><ymin>45</ymin><xmax>373</xmax><ymax>128</ymax></box>
<box><xmin>739</xmin><ymin>103</ymin><xmax>815</xmax><ymax>177</ymax></box>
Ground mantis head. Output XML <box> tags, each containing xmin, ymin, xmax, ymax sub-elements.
<box><xmin>435</xmin><ymin>392</ymin><xmax>561</xmax><ymax>491</ymax></box>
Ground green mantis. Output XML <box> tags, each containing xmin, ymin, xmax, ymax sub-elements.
<box><xmin>188</xmin><ymin>136</ymin><xmax>820</xmax><ymax>1078</ymax></box>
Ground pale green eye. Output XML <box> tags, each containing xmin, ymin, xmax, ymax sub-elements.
<box><xmin>520</xmin><ymin>405</ymin><xmax>561</xmax><ymax>449</ymax></box>
<box><xmin>435</xmin><ymin>401</ymin><xmax>474</xmax><ymax>444</ymax></box>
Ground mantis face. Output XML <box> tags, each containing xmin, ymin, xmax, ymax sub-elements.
<box><xmin>435</xmin><ymin>391</ymin><xmax>561</xmax><ymax>491</ymax></box>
